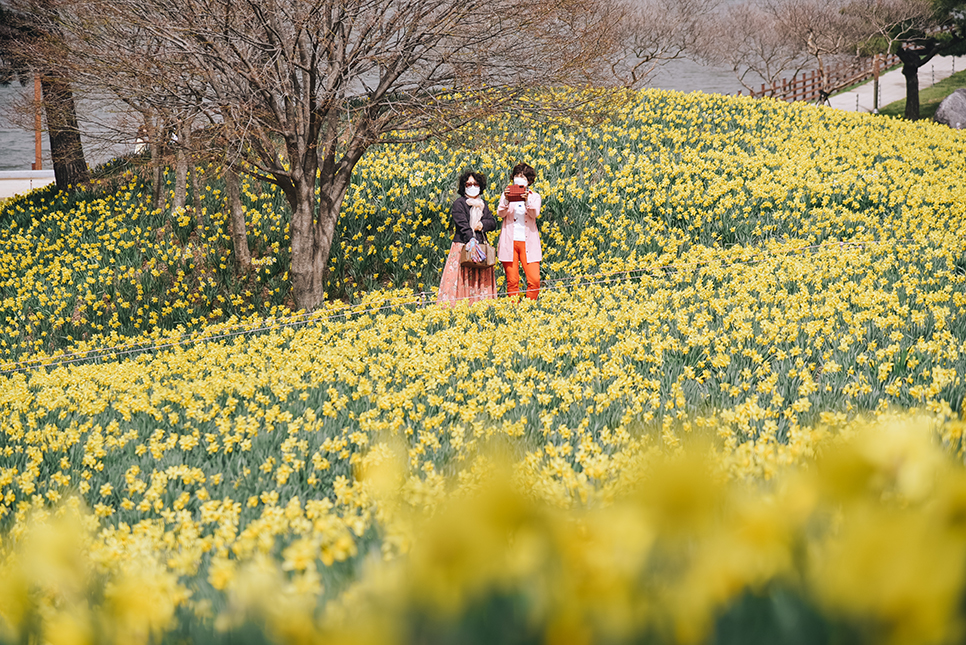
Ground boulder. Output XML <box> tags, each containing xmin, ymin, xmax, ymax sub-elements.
<box><xmin>934</xmin><ymin>88</ymin><xmax>966</xmax><ymax>129</ymax></box>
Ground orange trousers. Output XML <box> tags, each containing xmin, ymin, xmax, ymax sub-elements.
<box><xmin>502</xmin><ymin>240</ymin><xmax>540</xmax><ymax>300</ymax></box>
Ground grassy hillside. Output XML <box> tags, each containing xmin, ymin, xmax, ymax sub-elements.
<box><xmin>2</xmin><ymin>88</ymin><xmax>966</xmax><ymax>644</ymax></box>
<box><xmin>879</xmin><ymin>68</ymin><xmax>966</xmax><ymax>120</ymax></box>
<box><xmin>2</xmin><ymin>87</ymin><xmax>965</xmax><ymax>362</ymax></box>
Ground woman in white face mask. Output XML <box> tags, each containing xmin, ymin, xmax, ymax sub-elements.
<box><xmin>437</xmin><ymin>171</ymin><xmax>499</xmax><ymax>307</ymax></box>
<box><xmin>497</xmin><ymin>162</ymin><xmax>542</xmax><ymax>300</ymax></box>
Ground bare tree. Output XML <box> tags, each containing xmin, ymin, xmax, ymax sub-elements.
<box><xmin>695</xmin><ymin>1</ymin><xmax>810</xmax><ymax>94</ymax></box>
<box><xmin>224</xmin><ymin>162</ymin><xmax>252</xmax><ymax>275</ymax></box>
<box><xmin>605</xmin><ymin>0</ymin><xmax>719</xmax><ymax>88</ymax></box>
<box><xmin>24</xmin><ymin>13</ymin><xmax>260</xmax><ymax>277</ymax></box>
<box><xmin>845</xmin><ymin>0</ymin><xmax>935</xmax><ymax>117</ymax></box>
<box><xmin>0</xmin><ymin>1</ymin><xmax>89</xmax><ymax>189</ymax></box>
<box><xmin>764</xmin><ymin>0</ymin><xmax>864</xmax><ymax>99</ymax></box>
<box><xmin>77</xmin><ymin>30</ymin><xmax>208</xmax><ymax>211</ymax></box>
<box><xmin>846</xmin><ymin>0</ymin><xmax>966</xmax><ymax>118</ymax></box>
<box><xmin>47</xmin><ymin>0</ymin><xmax>621</xmax><ymax>310</ymax></box>
<box><xmin>847</xmin><ymin>0</ymin><xmax>935</xmax><ymax>51</ymax></box>
<box><xmin>5</xmin><ymin>9</ymin><xmax>169</xmax><ymax>203</ymax></box>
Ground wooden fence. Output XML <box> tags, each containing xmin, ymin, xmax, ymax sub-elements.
<box><xmin>739</xmin><ymin>53</ymin><xmax>901</xmax><ymax>103</ymax></box>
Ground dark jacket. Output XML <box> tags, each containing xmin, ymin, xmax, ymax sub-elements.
<box><xmin>450</xmin><ymin>196</ymin><xmax>498</xmax><ymax>245</ymax></box>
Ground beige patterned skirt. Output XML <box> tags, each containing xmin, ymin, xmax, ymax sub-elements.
<box><xmin>436</xmin><ymin>243</ymin><xmax>497</xmax><ymax>307</ymax></box>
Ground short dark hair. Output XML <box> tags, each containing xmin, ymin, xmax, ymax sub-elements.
<box><xmin>457</xmin><ymin>171</ymin><xmax>487</xmax><ymax>197</ymax></box>
<box><xmin>510</xmin><ymin>162</ymin><xmax>536</xmax><ymax>185</ymax></box>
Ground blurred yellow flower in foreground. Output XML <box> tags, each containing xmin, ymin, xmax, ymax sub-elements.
<box><xmin>2</xmin><ymin>417</ymin><xmax>966</xmax><ymax>644</ymax></box>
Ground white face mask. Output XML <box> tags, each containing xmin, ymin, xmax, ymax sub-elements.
<box><xmin>513</xmin><ymin>176</ymin><xmax>528</xmax><ymax>187</ymax></box>
<box><xmin>465</xmin><ymin>185</ymin><xmax>480</xmax><ymax>198</ymax></box>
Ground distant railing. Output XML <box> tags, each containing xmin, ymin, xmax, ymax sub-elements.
<box><xmin>739</xmin><ymin>53</ymin><xmax>902</xmax><ymax>103</ymax></box>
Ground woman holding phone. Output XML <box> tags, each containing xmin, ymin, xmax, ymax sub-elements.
<box><xmin>497</xmin><ymin>162</ymin><xmax>542</xmax><ymax>300</ymax></box>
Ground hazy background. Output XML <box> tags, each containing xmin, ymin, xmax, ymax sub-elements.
<box><xmin>0</xmin><ymin>59</ymin><xmax>751</xmax><ymax>172</ymax></box>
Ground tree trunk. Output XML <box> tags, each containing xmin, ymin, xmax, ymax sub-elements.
<box><xmin>896</xmin><ymin>45</ymin><xmax>939</xmax><ymax>121</ymax></box>
<box><xmin>225</xmin><ymin>165</ymin><xmax>251</xmax><ymax>275</ymax></box>
<box><xmin>816</xmin><ymin>54</ymin><xmax>828</xmax><ymax>98</ymax></box>
<box><xmin>39</xmin><ymin>76</ymin><xmax>89</xmax><ymax>190</ymax></box>
<box><xmin>152</xmin><ymin>143</ymin><xmax>166</xmax><ymax>212</ymax></box>
<box><xmin>285</xmin><ymin>160</ymin><xmax>352</xmax><ymax>310</ymax></box>
<box><xmin>284</xmin><ymin>132</ymin><xmax>374</xmax><ymax>310</ymax></box>
<box><xmin>289</xmin><ymin>180</ymin><xmax>326</xmax><ymax>311</ymax></box>
<box><xmin>193</xmin><ymin>163</ymin><xmax>205</xmax><ymax>230</ymax></box>
<box><xmin>173</xmin><ymin>120</ymin><xmax>189</xmax><ymax>212</ymax></box>
<box><xmin>145</xmin><ymin>114</ymin><xmax>167</xmax><ymax>212</ymax></box>
<box><xmin>152</xmin><ymin>161</ymin><xmax>165</xmax><ymax>211</ymax></box>
<box><xmin>902</xmin><ymin>59</ymin><xmax>921</xmax><ymax>120</ymax></box>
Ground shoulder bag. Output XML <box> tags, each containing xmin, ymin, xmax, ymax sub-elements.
<box><xmin>460</xmin><ymin>234</ymin><xmax>496</xmax><ymax>268</ymax></box>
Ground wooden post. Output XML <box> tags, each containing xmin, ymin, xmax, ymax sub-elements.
<box><xmin>872</xmin><ymin>54</ymin><xmax>880</xmax><ymax>113</ymax></box>
<box><xmin>32</xmin><ymin>76</ymin><xmax>42</xmax><ymax>171</ymax></box>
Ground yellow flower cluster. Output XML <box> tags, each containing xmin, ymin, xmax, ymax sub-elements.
<box><xmin>0</xmin><ymin>86</ymin><xmax>965</xmax><ymax>643</ymax></box>
<box><xmin>0</xmin><ymin>169</ymin><xmax>295</xmax><ymax>361</ymax></box>
<box><xmin>5</xmin><ymin>418</ymin><xmax>966</xmax><ymax>645</ymax></box>
<box><xmin>1</xmin><ymin>87</ymin><xmax>964</xmax><ymax>361</ymax></box>
<box><xmin>339</xmin><ymin>87</ymin><xmax>966</xmax><ymax>295</ymax></box>
<box><xmin>330</xmin><ymin>418</ymin><xmax>966</xmax><ymax>644</ymax></box>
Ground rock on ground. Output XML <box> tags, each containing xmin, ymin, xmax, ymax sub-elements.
<box><xmin>934</xmin><ymin>88</ymin><xmax>966</xmax><ymax>128</ymax></box>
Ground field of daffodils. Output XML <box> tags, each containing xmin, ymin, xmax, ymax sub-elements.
<box><xmin>2</xmin><ymin>87</ymin><xmax>966</xmax><ymax>644</ymax></box>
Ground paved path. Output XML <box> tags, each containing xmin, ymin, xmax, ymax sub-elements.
<box><xmin>828</xmin><ymin>54</ymin><xmax>966</xmax><ymax>112</ymax></box>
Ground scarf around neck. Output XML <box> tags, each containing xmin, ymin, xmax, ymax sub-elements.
<box><xmin>466</xmin><ymin>197</ymin><xmax>484</xmax><ymax>234</ymax></box>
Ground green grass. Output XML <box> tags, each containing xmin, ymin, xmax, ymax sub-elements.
<box><xmin>878</xmin><ymin>68</ymin><xmax>966</xmax><ymax>119</ymax></box>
